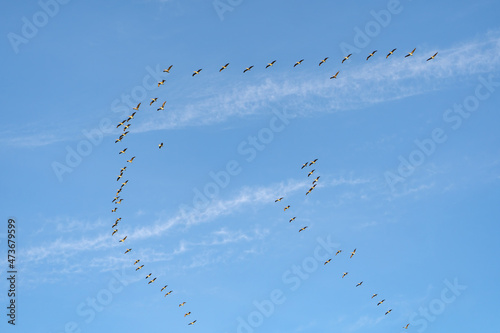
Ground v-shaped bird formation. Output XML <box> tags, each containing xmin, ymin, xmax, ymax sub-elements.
<box><xmin>107</xmin><ymin>47</ymin><xmax>439</xmax><ymax>328</ymax></box>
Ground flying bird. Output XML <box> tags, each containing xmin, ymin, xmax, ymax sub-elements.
<box><xmin>157</xmin><ymin>80</ymin><xmax>165</xmax><ymax>87</ymax></box>
<box><xmin>179</xmin><ymin>302</ymin><xmax>186</xmax><ymax>307</ymax></box>
<box><xmin>319</xmin><ymin>57</ymin><xmax>329</xmax><ymax>66</ymax></box>
<box><xmin>116</xmin><ymin>174</ymin><xmax>122</xmax><ymax>181</ymax></box>
<box><xmin>356</xmin><ymin>281</ymin><xmax>363</xmax><ymax>287</ymax></box>
<box><xmin>377</xmin><ymin>299</ymin><xmax>385</xmax><ymax>306</ymax></box>
<box><xmin>385</xmin><ymin>309</ymin><xmax>392</xmax><ymax>315</ymax></box>
<box><xmin>116</xmin><ymin>120</ymin><xmax>125</xmax><ymax>128</ymax></box>
<box><xmin>386</xmin><ymin>48</ymin><xmax>397</xmax><ymax>58</ymax></box>
<box><xmin>289</xmin><ymin>217</ymin><xmax>296</xmax><ymax>223</ymax></box>
<box><xmin>342</xmin><ymin>272</ymin><xmax>348</xmax><ymax>278</ymax></box>
<box><xmin>133</xmin><ymin>103</ymin><xmax>141</xmax><ymax>110</ymax></box>
<box><xmin>309</xmin><ymin>159</ymin><xmax>318</xmax><ymax>166</ymax></box>
<box><xmin>312</xmin><ymin>176</ymin><xmax>320</xmax><ymax>184</ymax></box>
<box><xmin>275</xmin><ymin>197</ymin><xmax>283</xmax><ymax>202</ymax></box>
<box><xmin>266</xmin><ymin>60</ymin><xmax>276</xmax><ymax>68</ymax></box>
<box><xmin>161</xmin><ymin>285</ymin><xmax>168</xmax><ymax>292</ymax></box>
<box><xmin>145</xmin><ymin>273</ymin><xmax>151</xmax><ymax>279</ymax></box>
<box><xmin>294</xmin><ymin>59</ymin><xmax>304</xmax><ymax>67</ymax></box>
<box><xmin>307</xmin><ymin>169</ymin><xmax>315</xmax><ymax>177</ymax></box>
<box><xmin>350</xmin><ymin>248</ymin><xmax>356</xmax><ymax>258</ymax></box>
<box><xmin>243</xmin><ymin>66</ymin><xmax>254</xmax><ymax>73</ymax></box>
<box><xmin>119</xmin><ymin>148</ymin><xmax>127</xmax><ymax>154</ymax></box>
<box><xmin>136</xmin><ymin>265</ymin><xmax>144</xmax><ymax>271</ymax></box>
<box><xmin>157</xmin><ymin>101</ymin><xmax>166</xmax><ymax>111</ymax></box>
<box><xmin>150</xmin><ymin>98</ymin><xmax>158</xmax><ymax>105</ymax></box>
<box><xmin>301</xmin><ymin>162</ymin><xmax>308</xmax><ymax>169</ymax></box>
<box><xmin>134</xmin><ymin>259</ymin><xmax>140</xmax><ymax>265</ymax></box>
<box><xmin>112</xmin><ymin>229</ymin><xmax>118</xmax><ymax>236</ymax></box>
<box><xmin>299</xmin><ymin>226</ymin><xmax>308</xmax><ymax>232</ymax></box>
<box><xmin>330</xmin><ymin>71</ymin><xmax>340</xmax><ymax>79</ymax></box>
<box><xmin>284</xmin><ymin>205</ymin><xmax>290</xmax><ymax>211</ymax></box>
<box><xmin>342</xmin><ymin>54</ymin><xmax>352</xmax><ymax>63</ymax></box>
<box><xmin>188</xmin><ymin>320</ymin><xmax>197</xmax><ymax>325</ymax></box>
<box><xmin>405</xmin><ymin>48</ymin><xmax>416</xmax><ymax>57</ymax></box>
<box><xmin>116</xmin><ymin>199</ymin><xmax>123</xmax><ymax>204</ymax></box>
<box><xmin>159</xmin><ymin>143</ymin><xmax>163</xmax><ymax>149</ymax></box>
<box><xmin>165</xmin><ymin>290</ymin><xmax>173</xmax><ymax>296</ymax></box>
<box><xmin>127</xmin><ymin>156</ymin><xmax>136</xmax><ymax>163</ymax></box>
<box><xmin>427</xmin><ymin>52</ymin><xmax>438</xmax><ymax>61</ymax></box>
<box><xmin>122</xmin><ymin>180</ymin><xmax>129</xmax><ymax>186</ymax></box>
<box><xmin>335</xmin><ymin>250</ymin><xmax>342</xmax><ymax>256</ymax></box>
<box><xmin>184</xmin><ymin>312</ymin><xmax>191</xmax><ymax>317</ymax></box>
<box><xmin>403</xmin><ymin>324</ymin><xmax>410</xmax><ymax>329</ymax></box>
<box><xmin>371</xmin><ymin>293</ymin><xmax>378</xmax><ymax>299</ymax></box>
<box><xmin>119</xmin><ymin>236</ymin><xmax>127</xmax><ymax>242</ymax></box>
<box><xmin>124</xmin><ymin>248</ymin><xmax>131</xmax><ymax>254</ymax></box>
<box><xmin>324</xmin><ymin>259</ymin><xmax>331</xmax><ymax>265</ymax></box>
<box><xmin>128</xmin><ymin>112</ymin><xmax>136</xmax><ymax>120</ymax></box>
<box><xmin>148</xmin><ymin>278</ymin><xmax>156</xmax><ymax>284</ymax></box>
<box><xmin>163</xmin><ymin>65</ymin><xmax>173</xmax><ymax>73</ymax></box>
<box><xmin>192</xmin><ymin>69</ymin><xmax>202</xmax><ymax>76</ymax></box>
<box><xmin>366</xmin><ymin>50</ymin><xmax>377</xmax><ymax>60</ymax></box>
<box><xmin>219</xmin><ymin>63</ymin><xmax>230</xmax><ymax>72</ymax></box>
<box><xmin>111</xmin><ymin>208</ymin><xmax>117</xmax><ymax>212</ymax></box>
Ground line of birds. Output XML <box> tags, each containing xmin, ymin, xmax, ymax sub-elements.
<box><xmin>110</xmin><ymin>99</ymin><xmax>196</xmax><ymax>326</ymax></box>
<box><xmin>274</xmin><ymin>159</ymin><xmax>410</xmax><ymax>329</ymax></box>
<box><xmin>158</xmin><ymin>49</ymin><xmax>438</xmax><ymax>80</ymax></box>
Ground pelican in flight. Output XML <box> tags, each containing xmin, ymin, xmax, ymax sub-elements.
<box><xmin>124</xmin><ymin>248</ymin><xmax>131</xmax><ymax>254</ymax></box>
<box><xmin>157</xmin><ymin>101</ymin><xmax>166</xmax><ymax>111</ymax></box>
<box><xmin>243</xmin><ymin>66</ymin><xmax>254</xmax><ymax>73</ymax></box>
<box><xmin>133</xmin><ymin>103</ymin><xmax>141</xmax><ymax>110</ymax></box>
<box><xmin>385</xmin><ymin>309</ymin><xmax>392</xmax><ymax>315</ymax></box>
<box><xmin>294</xmin><ymin>59</ymin><xmax>304</xmax><ymax>67</ymax></box>
<box><xmin>366</xmin><ymin>50</ymin><xmax>377</xmax><ymax>60</ymax></box>
<box><xmin>150</xmin><ymin>98</ymin><xmax>157</xmax><ymax>105</ymax></box>
<box><xmin>136</xmin><ymin>265</ymin><xmax>144</xmax><ymax>271</ymax></box>
<box><xmin>284</xmin><ymin>205</ymin><xmax>290</xmax><ymax>211</ymax></box>
<box><xmin>386</xmin><ymin>48</ymin><xmax>397</xmax><ymax>58</ymax></box>
<box><xmin>405</xmin><ymin>48</ymin><xmax>416</xmax><ymax>57</ymax></box>
<box><xmin>307</xmin><ymin>169</ymin><xmax>315</xmax><ymax>177</ymax></box>
<box><xmin>163</xmin><ymin>65</ymin><xmax>173</xmax><ymax>73</ymax></box>
<box><xmin>179</xmin><ymin>302</ymin><xmax>186</xmax><ymax>307</ymax></box>
<box><xmin>219</xmin><ymin>63</ymin><xmax>230</xmax><ymax>72</ymax></box>
<box><xmin>356</xmin><ymin>281</ymin><xmax>363</xmax><ymax>287</ymax></box>
<box><xmin>192</xmin><ymin>69</ymin><xmax>202</xmax><ymax>76</ymax></box>
<box><xmin>275</xmin><ymin>197</ymin><xmax>283</xmax><ymax>202</ymax></box>
<box><xmin>342</xmin><ymin>54</ymin><xmax>352</xmax><ymax>63</ymax></box>
<box><xmin>330</xmin><ymin>71</ymin><xmax>339</xmax><ymax>79</ymax></box>
<box><xmin>188</xmin><ymin>320</ymin><xmax>197</xmax><ymax>325</ymax></box>
<box><xmin>119</xmin><ymin>236</ymin><xmax>127</xmax><ymax>242</ymax></box>
<box><xmin>266</xmin><ymin>60</ymin><xmax>276</xmax><ymax>68</ymax></box>
<box><xmin>298</xmin><ymin>226</ymin><xmax>308</xmax><ymax>232</ymax></box>
<box><xmin>350</xmin><ymin>248</ymin><xmax>356</xmax><ymax>258</ymax></box>
<box><xmin>427</xmin><ymin>52</ymin><xmax>438</xmax><ymax>61</ymax></box>
<box><xmin>335</xmin><ymin>250</ymin><xmax>341</xmax><ymax>256</ymax></box>
<box><xmin>324</xmin><ymin>258</ymin><xmax>331</xmax><ymax>265</ymax></box>
<box><xmin>377</xmin><ymin>299</ymin><xmax>385</xmax><ymax>306</ymax></box>
<box><xmin>319</xmin><ymin>57</ymin><xmax>329</xmax><ymax>66</ymax></box>
<box><xmin>159</xmin><ymin>142</ymin><xmax>163</xmax><ymax>149</ymax></box>
<box><xmin>342</xmin><ymin>272</ymin><xmax>348</xmax><ymax>278</ymax></box>
<box><xmin>157</xmin><ymin>80</ymin><xmax>165</xmax><ymax>87</ymax></box>
<box><xmin>134</xmin><ymin>259</ymin><xmax>140</xmax><ymax>265</ymax></box>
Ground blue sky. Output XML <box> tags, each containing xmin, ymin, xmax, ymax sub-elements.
<box><xmin>1</xmin><ymin>0</ymin><xmax>500</xmax><ymax>332</ymax></box>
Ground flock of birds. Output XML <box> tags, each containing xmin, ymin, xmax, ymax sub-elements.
<box><xmin>110</xmin><ymin>102</ymin><xmax>197</xmax><ymax>326</ymax></box>
<box><xmin>107</xmin><ymin>47</ymin><xmax>439</xmax><ymax>328</ymax></box>
<box><xmin>274</xmin><ymin>160</ymin><xmax>411</xmax><ymax>328</ymax></box>
<box><xmin>182</xmin><ymin>48</ymin><xmax>437</xmax><ymax>79</ymax></box>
